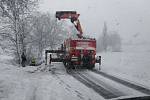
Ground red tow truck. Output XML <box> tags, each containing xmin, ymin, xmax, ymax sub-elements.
<box><xmin>45</xmin><ymin>11</ymin><xmax>101</xmax><ymax>69</ymax></box>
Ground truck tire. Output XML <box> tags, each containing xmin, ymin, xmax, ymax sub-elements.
<box><xmin>88</xmin><ymin>64</ymin><xmax>95</xmax><ymax>70</ymax></box>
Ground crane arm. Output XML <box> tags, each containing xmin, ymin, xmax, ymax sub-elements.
<box><xmin>56</xmin><ymin>11</ymin><xmax>83</xmax><ymax>38</ymax></box>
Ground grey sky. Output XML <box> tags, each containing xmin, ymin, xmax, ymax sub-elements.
<box><xmin>39</xmin><ymin>0</ymin><xmax>150</xmax><ymax>44</ymax></box>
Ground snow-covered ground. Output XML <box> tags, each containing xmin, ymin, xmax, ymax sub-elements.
<box><xmin>0</xmin><ymin>43</ymin><xmax>150</xmax><ymax>100</ymax></box>
<box><xmin>0</xmin><ymin>54</ymin><xmax>104</xmax><ymax>100</ymax></box>
<box><xmin>96</xmin><ymin>44</ymin><xmax>150</xmax><ymax>88</ymax></box>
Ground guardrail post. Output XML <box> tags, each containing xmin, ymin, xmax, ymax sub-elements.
<box><xmin>45</xmin><ymin>50</ymin><xmax>47</xmax><ymax>65</ymax></box>
<box><xmin>49</xmin><ymin>54</ymin><xmax>52</xmax><ymax>65</ymax></box>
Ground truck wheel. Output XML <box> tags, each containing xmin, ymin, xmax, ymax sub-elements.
<box><xmin>88</xmin><ymin>64</ymin><xmax>95</xmax><ymax>70</ymax></box>
<box><xmin>66</xmin><ymin>62</ymin><xmax>72</xmax><ymax>69</ymax></box>
<box><xmin>63</xmin><ymin>62</ymin><xmax>66</xmax><ymax>66</ymax></box>
<box><xmin>66</xmin><ymin>62</ymin><xmax>69</xmax><ymax>69</ymax></box>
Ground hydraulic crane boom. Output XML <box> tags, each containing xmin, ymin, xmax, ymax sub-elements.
<box><xmin>56</xmin><ymin>11</ymin><xmax>83</xmax><ymax>38</ymax></box>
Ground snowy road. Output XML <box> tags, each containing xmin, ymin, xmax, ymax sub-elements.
<box><xmin>68</xmin><ymin>69</ymin><xmax>150</xmax><ymax>100</ymax></box>
<box><xmin>0</xmin><ymin>62</ymin><xmax>150</xmax><ymax>100</ymax></box>
<box><xmin>35</xmin><ymin>62</ymin><xmax>150</xmax><ymax>100</ymax></box>
<box><xmin>92</xmin><ymin>69</ymin><xmax>150</xmax><ymax>95</ymax></box>
<box><xmin>69</xmin><ymin>70</ymin><xmax>124</xmax><ymax>99</ymax></box>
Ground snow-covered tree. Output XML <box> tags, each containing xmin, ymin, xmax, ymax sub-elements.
<box><xmin>97</xmin><ymin>22</ymin><xmax>109</xmax><ymax>52</ymax></box>
<box><xmin>108</xmin><ymin>31</ymin><xmax>122</xmax><ymax>52</ymax></box>
<box><xmin>0</xmin><ymin>0</ymin><xmax>38</xmax><ymax>65</ymax></box>
<box><xmin>102</xmin><ymin>22</ymin><xmax>108</xmax><ymax>51</ymax></box>
<box><xmin>97</xmin><ymin>22</ymin><xmax>122</xmax><ymax>52</ymax></box>
<box><xmin>26</xmin><ymin>13</ymin><xmax>67</xmax><ymax>62</ymax></box>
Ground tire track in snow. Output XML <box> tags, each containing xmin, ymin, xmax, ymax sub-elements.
<box><xmin>55</xmin><ymin>74</ymin><xmax>85</xmax><ymax>100</ymax></box>
<box><xmin>69</xmin><ymin>70</ymin><xmax>121</xmax><ymax>99</ymax></box>
<box><xmin>29</xmin><ymin>88</ymin><xmax>37</xmax><ymax>100</ymax></box>
<box><xmin>81</xmin><ymin>71</ymin><xmax>125</xmax><ymax>96</ymax></box>
<box><xmin>92</xmin><ymin>69</ymin><xmax>150</xmax><ymax>95</ymax></box>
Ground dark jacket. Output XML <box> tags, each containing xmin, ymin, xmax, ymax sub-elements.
<box><xmin>21</xmin><ymin>53</ymin><xmax>26</xmax><ymax>61</ymax></box>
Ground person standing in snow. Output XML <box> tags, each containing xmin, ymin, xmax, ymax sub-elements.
<box><xmin>21</xmin><ymin>52</ymin><xmax>27</xmax><ymax>67</ymax></box>
<box><xmin>96</xmin><ymin>56</ymin><xmax>101</xmax><ymax>70</ymax></box>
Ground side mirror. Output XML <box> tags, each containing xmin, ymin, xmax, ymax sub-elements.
<box><xmin>96</xmin><ymin>56</ymin><xmax>101</xmax><ymax>65</ymax></box>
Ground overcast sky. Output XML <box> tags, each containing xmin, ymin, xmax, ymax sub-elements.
<box><xmin>39</xmin><ymin>0</ymin><xmax>150</xmax><ymax>44</ymax></box>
